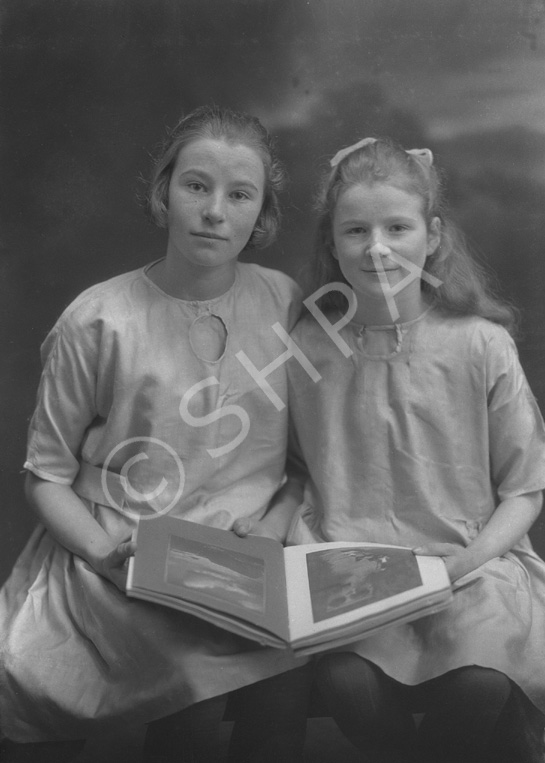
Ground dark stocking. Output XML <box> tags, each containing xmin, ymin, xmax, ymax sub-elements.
<box><xmin>416</xmin><ymin>666</ymin><xmax>512</xmax><ymax>763</ymax></box>
<box><xmin>143</xmin><ymin>693</ymin><xmax>228</xmax><ymax>763</ymax></box>
<box><xmin>143</xmin><ymin>664</ymin><xmax>312</xmax><ymax>763</ymax></box>
<box><xmin>227</xmin><ymin>664</ymin><xmax>313</xmax><ymax>763</ymax></box>
<box><xmin>314</xmin><ymin>653</ymin><xmax>417</xmax><ymax>763</ymax></box>
<box><xmin>487</xmin><ymin>681</ymin><xmax>544</xmax><ymax>763</ymax></box>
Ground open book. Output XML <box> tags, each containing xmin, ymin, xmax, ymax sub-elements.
<box><xmin>127</xmin><ymin>515</ymin><xmax>453</xmax><ymax>656</ymax></box>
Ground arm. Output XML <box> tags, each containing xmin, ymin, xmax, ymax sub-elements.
<box><xmin>233</xmin><ymin>478</ymin><xmax>304</xmax><ymax>543</ymax></box>
<box><xmin>418</xmin><ymin>329</ymin><xmax>545</xmax><ymax>582</ymax></box>
<box><xmin>234</xmin><ymin>420</ymin><xmax>308</xmax><ymax>543</ymax></box>
<box><xmin>414</xmin><ymin>490</ymin><xmax>543</xmax><ymax>582</ymax></box>
<box><xmin>25</xmin><ymin>472</ymin><xmax>135</xmax><ymax>591</ymax></box>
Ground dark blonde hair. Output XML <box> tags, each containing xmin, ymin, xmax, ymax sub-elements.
<box><xmin>310</xmin><ymin>137</ymin><xmax>517</xmax><ymax>333</ymax></box>
<box><xmin>147</xmin><ymin>105</ymin><xmax>286</xmax><ymax>250</ymax></box>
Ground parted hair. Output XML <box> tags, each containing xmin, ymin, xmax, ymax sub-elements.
<box><xmin>147</xmin><ymin>104</ymin><xmax>286</xmax><ymax>250</ymax></box>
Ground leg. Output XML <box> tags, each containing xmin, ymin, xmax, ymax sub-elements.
<box><xmin>314</xmin><ymin>653</ymin><xmax>417</xmax><ymax>763</ymax></box>
<box><xmin>142</xmin><ymin>693</ymin><xmax>228</xmax><ymax>763</ymax></box>
<box><xmin>416</xmin><ymin>666</ymin><xmax>512</xmax><ymax>763</ymax></box>
<box><xmin>227</xmin><ymin>664</ymin><xmax>313</xmax><ymax>763</ymax></box>
<box><xmin>491</xmin><ymin>682</ymin><xmax>545</xmax><ymax>763</ymax></box>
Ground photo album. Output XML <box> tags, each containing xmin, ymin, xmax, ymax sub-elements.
<box><xmin>127</xmin><ymin>515</ymin><xmax>453</xmax><ymax>656</ymax></box>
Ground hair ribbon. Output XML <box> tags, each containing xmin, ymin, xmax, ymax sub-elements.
<box><xmin>330</xmin><ymin>140</ymin><xmax>434</xmax><ymax>168</ymax></box>
<box><xmin>329</xmin><ymin>138</ymin><xmax>377</xmax><ymax>168</ymax></box>
<box><xmin>405</xmin><ymin>148</ymin><xmax>434</xmax><ymax>167</ymax></box>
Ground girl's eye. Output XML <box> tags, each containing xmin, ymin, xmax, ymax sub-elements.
<box><xmin>231</xmin><ymin>191</ymin><xmax>250</xmax><ymax>201</ymax></box>
<box><xmin>347</xmin><ymin>226</ymin><xmax>366</xmax><ymax>235</ymax></box>
<box><xmin>391</xmin><ymin>224</ymin><xmax>410</xmax><ymax>232</ymax></box>
<box><xmin>187</xmin><ymin>181</ymin><xmax>205</xmax><ymax>192</ymax></box>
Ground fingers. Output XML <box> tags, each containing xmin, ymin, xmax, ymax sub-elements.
<box><xmin>413</xmin><ymin>543</ymin><xmax>456</xmax><ymax>557</ymax></box>
<box><xmin>232</xmin><ymin>519</ymin><xmax>254</xmax><ymax>537</ymax></box>
<box><xmin>111</xmin><ymin>540</ymin><xmax>136</xmax><ymax>563</ymax></box>
<box><xmin>102</xmin><ymin>541</ymin><xmax>136</xmax><ymax>574</ymax></box>
<box><xmin>119</xmin><ymin>539</ymin><xmax>137</xmax><ymax>558</ymax></box>
<box><xmin>413</xmin><ymin>545</ymin><xmax>434</xmax><ymax>556</ymax></box>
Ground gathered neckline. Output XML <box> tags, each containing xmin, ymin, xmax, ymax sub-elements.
<box><xmin>347</xmin><ymin>303</ymin><xmax>434</xmax><ymax>333</ymax></box>
<box><xmin>344</xmin><ymin>305</ymin><xmax>433</xmax><ymax>360</ymax></box>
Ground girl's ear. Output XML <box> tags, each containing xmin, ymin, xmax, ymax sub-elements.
<box><xmin>426</xmin><ymin>217</ymin><xmax>441</xmax><ymax>257</ymax></box>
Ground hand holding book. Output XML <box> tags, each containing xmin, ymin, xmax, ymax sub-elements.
<box><xmin>233</xmin><ymin>477</ymin><xmax>305</xmax><ymax>543</ymax></box>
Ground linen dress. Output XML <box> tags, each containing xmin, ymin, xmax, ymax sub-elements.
<box><xmin>0</xmin><ymin>261</ymin><xmax>306</xmax><ymax>742</ymax></box>
<box><xmin>286</xmin><ymin>306</ymin><xmax>545</xmax><ymax>714</ymax></box>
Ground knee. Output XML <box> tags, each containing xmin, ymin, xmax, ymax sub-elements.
<box><xmin>314</xmin><ymin>652</ymin><xmax>385</xmax><ymax>706</ymax></box>
<box><xmin>315</xmin><ymin>652</ymin><xmax>365</xmax><ymax>694</ymax></box>
<box><xmin>454</xmin><ymin>666</ymin><xmax>512</xmax><ymax>705</ymax></box>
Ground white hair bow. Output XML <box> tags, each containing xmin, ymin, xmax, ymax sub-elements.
<box><xmin>405</xmin><ymin>148</ymin><xmax>434</xmax><ymax>166</ymax></box>
<box><xmin>330</xmin><ymin>139</ymin><xmax>434</xmax><ymax>168</ymax></box>
<box><xmin>329</xmin><ymin>138</ymin><xmax>377</xmax><ymax>167</ymax></box>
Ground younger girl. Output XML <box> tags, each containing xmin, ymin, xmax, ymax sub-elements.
<box><xmin>282</xmin><ymin>138</ymin><xmax>545</xmax><ymax>762</ymax></box>
<box><xmin>0</xmin><ymin>106</ymin><xmax>311</xmax><ymax>763</ymax></box>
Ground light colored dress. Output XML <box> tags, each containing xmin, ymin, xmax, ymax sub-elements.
<box><xmin>286</xmin><ymin>306</ymin><xmax>545</xmax><ymax>714</ymax></box>
<box><xmin>0</xmin><ymin>261</ymin><xmax>306</xmax><ymax>742</ymax></box>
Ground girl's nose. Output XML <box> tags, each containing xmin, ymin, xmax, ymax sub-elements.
<box><xmin>203</xmin><ymin>193</ymin><xmax>226</xmax><ymax>223</ymax></box>
<box><xmin>367</xmin><ymin>241</ymin><xmax>392</xmax><ymax>259</ymax></box>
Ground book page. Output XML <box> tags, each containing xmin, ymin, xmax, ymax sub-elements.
<box><xmin>306</xmin><ymin>545</ymin><xmax>422</xmax><ymax>622</ymax></box>
<box><xmin>129</xmin><ymin>517</ymin><xmax>292</xmax><ymax>642</ymax></box>
<box><xmin>283</xmin><ymin>541</ymin><xmax>451</xmax><ymax>647</ymax></box>
<box><xmin>165</xmin><ymin>534</ymin><xmax>267</xmax><ymax>614</ymax></box>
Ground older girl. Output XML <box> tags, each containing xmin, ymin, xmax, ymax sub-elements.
<box><xmin>0</xmin><ymin>106</ymin><xmax>310</xmax><ymax>763</ymax></box>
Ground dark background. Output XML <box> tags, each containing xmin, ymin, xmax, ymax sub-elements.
<box><xmin>2</xmin><ymin>0</ymin><xmax>545</xmax><ymax>584</ymax></box>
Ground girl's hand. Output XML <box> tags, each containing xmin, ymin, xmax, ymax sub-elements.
<box><xmin>414</xmin><ymin>492</ymin><xmax>543</xmax><ymax>584</ymax></box>
<box><xmin>24</xmin><ymin>475</ymin><xmax>139</xmax><ymax>592</ymax></box>
<box><xmin>413</xmin><ymin>542</ymin><xmax>471</xmax><ymax>583</ymax></box>
<box><xmin>233</xmin><ymin>478</ymin><xmax>304</xmax><ymax>544</ymax></box>
<box><xmin>232</xmin><ymin>518</ymin><xmax>284</xmax><ymax>543</ymax></box>
<box><xmin>94</xmin><ymin>538</ymin><xmax>137</xmax><ymax>591</ymax></box>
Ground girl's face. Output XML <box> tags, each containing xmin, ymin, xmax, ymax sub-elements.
<box><xmin>166</xmin><ymin>138</ymin><xmax>265</xmax><ymax>272</ymax></box>
<box><xmin>332</xmin><ymin>181</ymin><xmax>440</xmax><ymax>315</ymax></box>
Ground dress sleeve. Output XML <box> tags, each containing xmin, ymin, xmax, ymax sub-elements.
<box><xmin>486</xmin><ymin>328</ymin><xmax>545</xmax><ymax>500</ymax></box>
<box><xmin>24</xmin><ymin>307</ymin><xmax>102</xmax><ymax>484</ymax></box>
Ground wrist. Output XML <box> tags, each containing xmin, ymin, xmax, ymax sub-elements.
<box><xmin>84</xmin><ymin>539</ymin><xmax>115</xmax><ymax>575</ymax></box>
<box><xmin>446</xmin><ymin>549</ymin><xmax>477</xmax><ymax>582</ymax></box>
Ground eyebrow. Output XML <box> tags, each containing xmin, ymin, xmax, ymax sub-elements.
<box><xmin>338</xmin><ymin>215</ymin><xmax>417</xmax><ymax>224</ymax></box>
<box><xmin>177</xmin><ymin>168</ymin><xmax>261</xmax><ymax>193</ymax></box>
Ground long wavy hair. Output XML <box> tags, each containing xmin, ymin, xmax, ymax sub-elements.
<box><xmin>308</xmin><ymin>137</ymin><xmax>517</xmax><ymax>334</ymax></box>
<box><xmin>147</xmin><ymin>104</ymin><xmax>286</xmax><ymax>250</ymax></box>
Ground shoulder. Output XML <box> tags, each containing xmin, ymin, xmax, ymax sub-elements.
<box><xmin>237</xmin><ymin>262</ymin><xmax>301</xmax><ymax>301</ymax></box>
<box><xmin>41</xmin><ymin>267</ymin><xmax>148</xmax><ymax>358</ymax></box>
<box><xmin>290</xmin><ymin>308</ymin><xmax>331</xmax><ymax>342</ymax></box>
<box><xmin>236</xmin><ymin>263</ymin><xmax>302</xmax><ymax>329</ymax></box>
<box><xmin>287</xmin><ymin>309</ymin><xmax>342</xmax><ymax>369</ymax></box>
<box><xmin>422</xmin><ymin>312</ymin><xmax>522</xmax><ymax>390</ymax></box>
<box><xmin>424</xmin><ymin>310</ymin><xmax>516</xmax><ymax>354</ymax></box>
<box><xmin>60</xmin><ymin>267</ymin><xmax>147</xmax><ymax>323</ymax></box>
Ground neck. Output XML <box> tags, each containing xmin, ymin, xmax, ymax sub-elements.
<box><xmin>352</xmin><ymin>287</ymin><xmax>429</xmax><ymax>326</ymax></box>
<box><xmin>149</xmin><ymin>254</ymin><xmax>238</xmax><ymax>301</ymax></box>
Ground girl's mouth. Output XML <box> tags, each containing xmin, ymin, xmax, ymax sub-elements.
<box><xmin>192</xmin><ymin>232</ymin><xmax>228</xmax><ymax>241</ymax></box>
